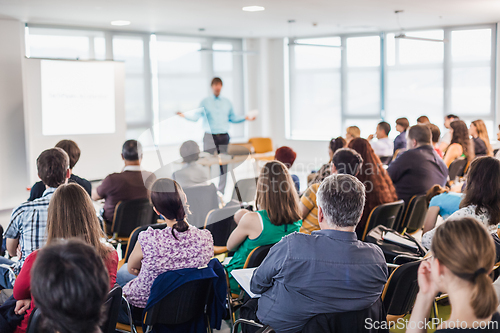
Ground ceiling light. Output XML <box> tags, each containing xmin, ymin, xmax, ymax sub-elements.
<box><xmin>242</xmin><ymin>6</ymin><xmax>265</xmax><ymax>12</ymax></box>
<box><xmin>395</xmin><ymin>33</ymin><xmax>448</xmax><ymax>43</ymax></box>
<box><xmin>111</xmin><ymin>20</ymin><xmax>131</xmax><ymax>26</ymax></box>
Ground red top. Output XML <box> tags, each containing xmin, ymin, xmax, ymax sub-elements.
<box><xmin>13</xmin><ymin>249</ymin><xmax>118</xmax><ymax>333</ymax></box>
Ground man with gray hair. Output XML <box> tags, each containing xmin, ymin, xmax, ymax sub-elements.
<box><xmin>241</xmin><ymin>174</ymin><xmax>388</xmax><ymax>333</ymax></box>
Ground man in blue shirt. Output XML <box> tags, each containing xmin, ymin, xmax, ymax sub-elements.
<box><xmin>177</xmin><ymin>77</ymin><xmax>255</xmax><ymax>193</ymax></box>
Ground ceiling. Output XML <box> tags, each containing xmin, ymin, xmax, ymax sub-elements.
<box><xmin>0</xmin><ymin>0</ymin><xmax>499</xmax><ymax>38</ymax></box>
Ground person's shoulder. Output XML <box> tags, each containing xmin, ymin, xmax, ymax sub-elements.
<box><xmin>355</xmin><ymin>239</ymin><xmax>386</xmax><ymax>261</ymax></box>
<box><xmin>240</xmin><ymin>212</ymin><xmax>261</xmax><ymax>226</ymax></box>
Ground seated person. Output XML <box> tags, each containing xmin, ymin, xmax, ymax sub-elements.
<box><xmin>422</xmin><ymin>156</ymin><xmax>500</xmax><ymax>249</ymax></box>
<box><xmin>275</xmin><ymin>146</ymin><xmax>300</xmax><ymax>192</ymax></box>
<box><xmin>348</xmin><ymin>138</ymin><xmax>399</xmax><ymax>238</ymax></box>
<box><xmin>439</xmin><ymin>114</ymin><xmax>460</xmax><ymax>153</ymax></box>
<box><xmin>300</xmin><ymin>148</ymin><xmax>363</xmax><ymax>234</ymax></box>
<box><xmin>307</xmin><ymin>137</ymin><xmax>346</xmax><ymax>186</ymax></box>
<box><xmin>30</xmin><ymin>239</ymin><xmax>110</xmax><ymax>333</ymax></box>
<box><xmin>172</xmin><ymin>140</ymin><xmax>210</xmax><ymax>188</ymax></box>
<box><xmin>417</xmin><ymin>115</ymin><xmax>430</xmax><ymax>125</ymax></box>
<box><xmin>368</xmin><ymin>121</ymin><xmax>393</xmax><ymax>158</ymax></box>
<box><xmin>387</xmin><ymin>125</ymin><xmax>448</xmax><ymax>206</ymax></box>
<box><xmin>427</xmin><ymin>123</ymin><xmax>444</xmax><ymax>158</ymax></box>
<box><xmin>423</xmin><ymin>185</ymin><xmax>462</xmax><ymax>235</ymax></box>
<box><xmin>13</xmin><ymin>183</ymin><xmax>118</xmax><ymax>333</ymax></box>
<box><xmin>345</xmin><ymin>125</ymin><xmax>360</xmax><ymax>144</ymax></box>
<box><xmin>28</xmin><ymin>140</ymin><xmax>91</xmax><ymax>201</ymax></box>
<box><xmin>4</xmin><ymin>148</ymin><xmax>70</xmax><ymax>276</ymax></box>
<box><xmin>443</xmin><ymin>120</ymin><xmax>474</xmax><ymax>167</ymax></box>
<box><xmin>242</xmin><ymin>174</ymin><xmax>388</xmax><ymax>333</ymax></box>
<box><xmin>93</xmin><ymin>140</ymin><xmax>154</xmax><ymax>232</ymax></box>
<box><xmin>120</xmin><ymin>178</ymin><xmax>213</xmax><ymax>311</ymax></box>
<box><xmin>394</xmin><ymin>117</ymin><xmax>409</xmax><ymax>154</ymax></box>
<box><xmin>225</xmin><ymin>161</ymin><xmax>302</xmax><ymax>295</ymax></box>
<box><xmin>470</xmin><ymin>119</ymin><xmax>493</xmax><ymax>157</ymax></box>
<box><xmin>408</xmin><ymin>217</ymin><xmax>499</xmax><ymax>332</ymax></box>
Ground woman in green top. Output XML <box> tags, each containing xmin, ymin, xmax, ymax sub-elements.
<box><xmin>225</xmin><ymin>160</ymin><xmax>302</xmax><ymax>294</ymax></box>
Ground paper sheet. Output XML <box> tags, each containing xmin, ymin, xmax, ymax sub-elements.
<box><xmin>231</xmin><ymin>267</ymin><xmax>261</xmax><ymax>298</ymax></box>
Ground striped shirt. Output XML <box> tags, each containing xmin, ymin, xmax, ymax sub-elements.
<box><xmin>4</xmin><ymin>187</ymin><xmax>55</xmax><ymax>274</ymax></box>
<box><xmin>299</xmin><ymin>183</ymin><xmax>320</xmax><ymax>234</ymax></box>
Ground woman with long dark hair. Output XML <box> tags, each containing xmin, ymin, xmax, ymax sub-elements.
<box><xmin>443</xmin><ymin>120</ymin><xmax>474</xmax><ymax>167</ymax></box>
<box><xmin>121</xmin><ymin>178</ymin><xmax>213</xmax><ymax>309</ymax></box>
<box><xmin>348</xmin><ymin>138</ymin><xmax>399</xmax><ymax>238</ymax></box>
<box><xmin>422</xmin><ymin>156</ymin><xmax>500</xmax><ymax>249</ymax></box>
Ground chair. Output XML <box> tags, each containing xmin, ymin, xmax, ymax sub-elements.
<box><xmin>382</xmin><ymin>260</ymin><xmax>421</xmax><ymax>319</ymax></box>
<box><xmin>26</xmin><ymin>307</ymin><xmax>41</xmax><ymax>333</ymax></box>
<box><xmin>101</xmin><ymin>285</ymin><xmax>123</xmax><ymax>333</ymax></box>
<box><xmin>448</xmin><ymin>157</ymin><xmax>468</xmax><ymax>182</ymax></box>
<box><xmin>392</xmin><ymin>148</ymin><xmax>406</xmax><ymax>162</ymax></box>
<box><xmin>118</xmin><ymin>223</ymin><xmax>168</xmax><ymax>269</ymax></box>
<box><xmin>109</xmin><ymin>198</ymin><xmax>158</xmax><ymax>242</ymax></box>
<box><xmin>184</xmin><ymin>183</ymin><xmax>220</xmax><ymax>228</ymax></box>
<box><xmin>243</xmin><ymin>244</ymin><xmax>274</xmax><ymax>269</ymax></box>
<box><xmin>379</xmin><ymin>156</ymin><xmax>392</xmax><ymax>165</ymax></box>
<box><xmin>204</xmin><ymin>206</ymin><xmax>239</xmax><ymax>254</ymax></box>
<box><xmin>361</xmin><ymin>200</ymin><xmax>405</xmax><ymax>241</ymax></box>
<box><xmin>396</xmin><ymin>195</ymin><xmax>428</xmax><ymax>234</ymax></box>
<box><xmin>142</xmin><ymin>278</ymin><xmax>214</xmax><ymax>333</ymax></box>
<box><xmin>232</xmin><ymin>177</ymin><xmax>258</xmax><ymax>203</ymax></box>
<box><xmin>248</xmin><ymin>137</ymin><xmax>273</xmax><ymax>154</ymax></box>
<box><xmin>232</xmin><ymin>319</ymin><xmax>275</xmax><ymax>333</ymax></box>
<box><xmin>301</xmin><ymin>298</ymin><xmax>387</xmax><ymax>333</ymax></box>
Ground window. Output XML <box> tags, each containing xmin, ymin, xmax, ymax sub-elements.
<box><xmin>289</xmin><ymin>37</ymin><xmax>342</xmax><ymax>140</ymax></box>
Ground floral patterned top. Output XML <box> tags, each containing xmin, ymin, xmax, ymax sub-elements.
<box><xmin>422</xmin><ymin>205</ymin><xmax>498</xmax><ymax>249</ymax></box>
<box><xmin>123</xmin><ymin>224</ymin><xmax>214</xmax><ymax>308</ymax></box>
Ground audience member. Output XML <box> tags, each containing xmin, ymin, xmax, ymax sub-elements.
<box><xmin>30</xmin><ymin>239</ymin><xmax>110</xmax><ymax>333</ymax></box>
<box><xmin>4</xmin><ymin>148</ymin><xmax>70</xmax><ymax>275</ymax></box>
<box><xmin>368</xmin><ymin>121</ymin><xmax>393</xmax><ymax>158</ymax></box>
<box><xmin>120</xmin><ymin>178</ymin><xmax>213</xmax><ymax>309</ymax></box>
<box><xmin>345</xmin><ymin>125</ymin><xmax>361</xmax><ymax>144</ymax></box>
<box><xmin>172</xmin><ymin>140</ymin><xmax>209</xmax><ymax>188</ymax></box>
<box><xmin>275</xmin><ymin>146</ymin><xmax>300</xmax><ymax>192</ymax></box>
<box><xmin>394</xmin><ymin>117</ymin><xmax>409</xmax><ymax>154</ymax></box>
<box><xmin>439</xmin><ymin>114</ymin><xmax>460</xmax><ymax>152</ymax></box>
<box><xmin>241</xmin><ymin>174</ymin><xmax>388</xmax><ymax>333</ymax></box>
<box><xmin>348</xmin><ymin>138</ymin><xmax>398</xmax><ymax>238</ymax></box>
<box><xmin>422</xmin><ymin>156</ymin><xmax>500</xmax><ymax>249</ymax></box>
<box><xmin>299</xmin><ymin>148</ymin><xmax>363</xmax><ymax>234</ymax></box>
<box><xmin>443</xmin><ymin>120</ymin><xmax>474</xmax><ymax>167</ymax></box>
<box><xmin>387</xmin><ymin>125</ymin><xmax>448</xmax><ymax>206</ymax></box>
<box><xmin>428</xmin><ymin>123</ymin><xmax>444</xmax><ymax>158</ymax></box>
<box><xmin>13</xmin><ymin>183</ymin><xmax>118</xmax><ymax>333</ymax></box>
<box><xmin>307</xmin><ymin>137</ymin><xmax>346</xmax><ymax>186</ymax></box>
<box><xmin>225</xmin><ymin>161</ymin><xmax>302</xmax><ymax>294</ymax></box>
<box><xmin>470</xmin><ymin>119</ymin><xmax>493</xmax><ymax>157</ymax></box>
<box><xmin>423</xmin><ymin>185</ymin><xmax>462</xmax><ymax>235</ymax></box>
<box><xmin>28</xmin><ymin>140</ymin><xmax>91</xmax><ymax>201</ymax></box>
<box><xmin>417</xmin><ymin>115</ymin><xmax>430</xmax><ymax>124</ymax></box>
<box><xmin>408</xmin><ymin>218</ymin><xmax>499</xmax><ymax>332</ymax></box>
<box><xmin>93</xmin><ymin>140</ymin><xmax>154</xmax><ymax>232</ymax></box>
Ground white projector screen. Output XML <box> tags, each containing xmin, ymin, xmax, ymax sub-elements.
<box><xmin>23</xmin><ymin>59</ymin><xmax>127</xmax><ymax>185</ymax></box>
<box><xmin>41</xmin><ymin>60</ymin><xmax>116</xmax><ymax>136</ymax></box>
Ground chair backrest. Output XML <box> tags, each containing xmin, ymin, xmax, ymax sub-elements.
<box><xmin>204</xmin><ymin>206</ymin><xmax>240</xmax><ymax>246</ymax></box>
<box><xmin>379</xmin><ymin>156</ymin><xmax>392</xmax><ymax>165</ymax></box>
<box><xmin>302</xmin><ymin>298</ymin><xmax>386</xmax><ymax>333</ymax></box>
<box><xmin>111</xmin><ymin>198</ymin><xmax>158</xmax><ymax>238</ymax></box>
<box><xmin>362</xmin><ymin>200</ymin><xmax>405</xmax><ymax>241</ymax></box>
<box><xmin>248</xmin><ymin>137</ymin><xmax>273</xmax><ymax>154</ymax></box>
<box><xmin>243</xmin><ymin>244</ymin><xmax>274</xmax><ymax>269</ymax></box>
<box><xmin>144</xmin><ymin>278</ymin><xmax>213</xmax><ymax>327</ymax></box>
<box><xmin>101</xmin><ymin>285</ymin><xmax>123</xmax><ymax>333</ymax></box>
<box><xmin>398</xmin><ymin>195</ymin><xmax>428</xmax><ymax>234</ymax></box>
<box><xmin>382</xmin><ymin>260</ymin><xmax>421</xmax><ymax>316</ymax></box>
<box><xmin>123</xmin><ymin>223</ymin><xmax>168</xmax><ymax>263</ymax></box>
<box><xmin>231</xmin><ymin>177</ymin><xmax>258</xmax><ymax>203</ymax></box>
<box><xmin>26</xmin><ymin>307</ymin><xmax>41</xmax><ymax>333</ymax></box>
<box><xmin>448</xmin><ymin>157</ymin><xmax>468</xmax><ymax>181</ymax></box>
<box><xmin>183</xmin><ymin>183</ymin><xmax>220</xmax><ymax>228</ymax></box>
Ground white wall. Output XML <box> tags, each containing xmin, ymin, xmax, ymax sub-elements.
<box><xmin>0</xmin><ymin>19</ymin><xmax>29</xmax><ymax>211</ymax></box>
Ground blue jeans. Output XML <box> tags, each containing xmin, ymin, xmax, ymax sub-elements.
<box><xmin>0</xmin><ymin>257</ymin><xmax>15</xmax><ymax>289</ymax></box>
<box><xmin>116</xmin><ymin>263</ymin><xmax>138</xmax><ymax>287</ymax></box>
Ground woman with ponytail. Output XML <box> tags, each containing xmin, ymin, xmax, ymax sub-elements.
<box><xmin>408</xmin><ymin>217</ymin><xmax>499</xmax><ymax>332</ymax></box>
<box><xmin>121</xmin><ymin>178</ymin><xmax>213</xmax><ymax>310</ymax></box>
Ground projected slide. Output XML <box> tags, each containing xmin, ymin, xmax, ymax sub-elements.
<box><xmin>41</xmin><ymin>60</ymin><xmax>116</xmax><ymax>136</ymax></box>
